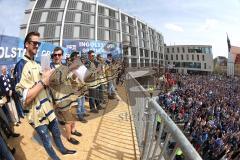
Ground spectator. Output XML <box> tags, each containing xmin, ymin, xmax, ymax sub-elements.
<box><xmin>15</xmin><ymin>31</ymin><xmax>76</xmax><ymax>160</ymax></box>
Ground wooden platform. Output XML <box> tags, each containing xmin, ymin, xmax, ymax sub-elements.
<box><xmin>8</xmin><ymin>86</ymin><xmax>140</xmax><ymax>160</ymax></box>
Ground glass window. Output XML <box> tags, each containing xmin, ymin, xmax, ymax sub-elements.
<box><xmin>115</xmin><ymin>12</ymin><xmax>119</xmax><ymax>19</ymax></box>
<box><xmin>204</xmin><ymin>63</ymin><xmax>206</xmax><ymax>69</ymax></box>
<box><xmin>186</xmin><ymin>54</ymin><xmax>189</xmax><ymax>60</ymax></box>
<box><xmin>77</xmin><ymin>2</ymin><xmax>82</xmax><ymax>10</ymax></box>
<box><xmin>116</xmin><ymin>21</ymin><xmax>119</xmax><ymax>30</ymax></box>
<box><xmin>126</xmin><ymin>25</ymin><xmax>129</xmax><ymax>33</ymax></box>
<box><xmin>192</xmin><ymin>54</ymin><xmax>194</xmax><ymax>60</ymax></box>
<box><xmin>176</xmin><ymin>54</ymin><xmax>178</xmax><ymax>60</ymax></box>
<box><xmin>181</xmin><ymin>54</ymin><xmax>183</xmax><ymax>60</ymax></box>
<box><xmin>75</xmin><ymin>13</ymin><xmax>81</xmax><ymax>22</ymax></box>
<box><xmin>104</xmin><ymin>18</ymin><xmax>109</xmax><ymax>28</ymax></box>
<box><xmin>165</xmin><ymin>55</ymin><xmax>168</xmax><ymax>60</ymax></box>
<box><xmin>90</xmin><ymin>15</ymin><xmax>94</xmax><ymax>25</ymax></box>
<box><xmin>104</xmin><ymin>30</ymin><xmax>110</xmax><ymax>40</ymax></box>
<box><xmin>55</xmin><ymin>26</ymin><xmax>60</xmax><ymax>38</ymax></box>
<box><xmin>91</xmin><ymin>4</ymin><xmax>95</xmax><ymax>13</ymax></box>
<box><xmin>172</xmin><ymin>47</ymin><xmax>175</xmax><ymax>53</ymax></box>
<box><xmin>57</xmin><ymin>12</ymin><xmax>63</xmax><ymax>21</ymax></box>
<box><xmin>177</xmin><ymin>47</ymin><xmax>180</xmax><ymax>53</ymax></box>
<box><xmin>60</xmin><ymin>0</ymin><xmax>66</xmax><ymax>8</ymax></box>
<box><xmin>171</xmin><ymin>54</ymin><xmax>173</xmax><ymax>60</ymax></box>
<box><xmin>197</xmin><ymin>55</ymin><xmax>199</xmax><ymax>61</ymax></box>
<box><xmin>125</xmin><ymin>16</ymin><xmax>128</xmax><ymax>23</ymax></box>
<box><xmin>116</xmin><ymin>32</ymin><xmax>120</xmax><ymax>42</ymax></box>
<box><xmin>167</xmin><ymin>48</ymin><xmax>169</xmax><ymax>53</ymax></box>
<box><xmin>182</xmin><ymin>47</ymin><xmax>185</xmax><ymax>53</ymax></box>
<box><xmin>202</xmin><ymin>55</ymin><xmax>205</xmax><ymax>61</ymax></box>
<box><xmin>73</xmin><ymin>26</ymin><xmax>80</xmax><ymax>38</ymax></box>
<box><xmin>40</xmin><ymin>12</ymin><xmax>48</xmax><ymax>22</ymax></box>
<box><xmin>89</xmin><ymin>27</ymin><xmax>94</xmax><ymax>39</ymax></box>
<box><xmin>45</xmin><ymin>0</ymin><xmax>52</xmax><ymax>8</ymax></box>
<box><xmin>104</xmin><ymin>8</ymin><xmax>109</xmax><ymax>16</ymax></box>
<box><xmin>131</xmin><ymin>58</ymin><xmax>137</xmax><ymax>67</ymax></box>
<box><xmin>38</xmin><ymin>26</ymin><xmax>44</xmax><ymax>36</ymax></box>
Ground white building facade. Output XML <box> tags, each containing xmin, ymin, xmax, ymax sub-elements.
<box><xmin>165</xmin><ymin>45</ymin><xmax>213</xmax><ymax>74</ymax></box>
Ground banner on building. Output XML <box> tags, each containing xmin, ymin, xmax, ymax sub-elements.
<box><xmin>63</xmin><ymin>40</ymin><xmax>122</xmax><ymax>60</ymax></box>
<box><xmin>0</xmin><ymin>35</ymin><xmax>71</xmax><ymax>68</ymax></box>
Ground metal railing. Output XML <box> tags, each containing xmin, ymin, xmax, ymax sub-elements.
<box><xmin>125</xmin><ymin>73</ymin><xmax>202</xmax><ymax>160</ymax></box>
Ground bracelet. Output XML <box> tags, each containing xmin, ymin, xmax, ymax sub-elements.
<box><xmin>39</xmin><ymin>80</ymin><xmax>47</xmax><ymax>89</ymax></box>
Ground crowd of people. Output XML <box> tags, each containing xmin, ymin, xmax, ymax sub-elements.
<box><xmin>157</xmin><ymin>74</ymin><xmax>240</xmax><ymax>160</ymax></box>
<box><xmin>0</xmin><ymin>31</ymin><xmax>125</xmax><ymax>160</ymax></box>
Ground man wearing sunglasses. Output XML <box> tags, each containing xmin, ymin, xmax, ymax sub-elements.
<box><xmin>50</xmin><ymin>47</ymin><xmax>82</xmax><ymax>145</ymax></box>
<box><xmin>15</xmin><ymin>32</ymin><xmax>76</xmax><ymax>160</ymax></box>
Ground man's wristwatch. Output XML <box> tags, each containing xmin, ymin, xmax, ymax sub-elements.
<box><xmin>39</xmin><ymin>80</ymin><xmax>47</xmax><ymax>89</ymax></box>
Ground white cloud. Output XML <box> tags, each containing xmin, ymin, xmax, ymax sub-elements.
<box><xmin>164</xmin><ymin>23</ymin><xmax>184</xmax><ymax>32</ymax></box>
<box><xmin>198</xmin><ymin>19</ymin><xmax>219</xmax><ymax>31</ymax></box>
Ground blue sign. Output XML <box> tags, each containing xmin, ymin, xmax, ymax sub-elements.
<box><xmin>0</xmin><ymin>34</ymin><xmax>71</xmax><ymax>67</ymax></box>
<box><xmin>63</xmin><ymin>40</ymin><xmax>123</xmax><ymax>60</ymax></box>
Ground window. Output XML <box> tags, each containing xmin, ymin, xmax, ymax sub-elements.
<box><xmin>104</xmin><ymin>18</ymin><xmax>109</xmax><ymax>28</ymax></box>
<box><xmin>171</xmin><ymin>54</ymin><xmax>173</xmax><ymax>60</ymax></box>
<box><xmin>126</xmin><ymin>25</ymin><xmax>130</xmax><ymax>33</ymax></box>
<box><xmin>104</xmin><ymin>8</ymin><xmax>109</xmax><ymax>16</ymax></box>
<box><xmin>57</xmin><ymin>12</ymin><xmax>63</xmax><ymax>21</ymax></box>
<box><xmin>104</xmin><ymin>30</ymin><xmax>110</xmax><ymax>40</ymax></box>
<box><xmin>145</xmin><ymin>50</ymin><xmax>149</xmax><ymax>57</ymax></box>
<box><xmin>197</xmin><ymin>55</ymin><xmax>199</xmax><ymax>61</ymax></box>
<box><xmin>140</xmin><ymin>49</ymin><xmax>143</xmax><ymax>57</ymax></box>
<box><xmin>192</xmin><ymin>54</ymin><xmax>194</xmax><ymax>60</ymax></box>
<box><xmin>79</xmin><ymin>25</ymin><xmax>90</xmax><ymax>39</ymax></box>
<box><xmin>75</xmin><ymin>13</ymin><xmax>81</xmax><ymax>23</ymax></box>
<box><xmin>182</xmin><ymin>47</ymin><xmax>185</xmax><ymax>53</ymax></box>
<box><xmin>140</xmin><ymin>59</ymin><xmax>144</xmax><ymax>67</ymax></box>
<box><xmin>90</xmin><ymin>4</ymin><xmax>95</xmax><ymax>13</ymax></box>
<box><xmin>145</xmin><ymin>59</ymin><xmax>149</xmax><ymax>67</ymax></box>
<box><xmin>204</xmin><ymin>63</ymin><xmax>206</xmax><ymax>69</ymax></box>
<box><xmin>55</xmin><ymin>26</ymin><xmax>60</xmax><ymax>38</ymax></box>
<box><xmin>186</xmin><ymin>54</ymin><xmax>189</xmax><ymax>60</ymax></box>
<box><xmin>167</xmin><ymin>48</ymin><xmax>169</xmax><ymax>53</ymax></box>
<box><xmin>177</xmin><ymin>47</ymin><xmax>180</xmax><ymax>53</ymax></box>
<box><xmin>131</xmin><ymin>58</ymin><xmax>137</xmax><ymax>67</ymax></box>
<box><xmin>181</xmin><ymin>54</ymin><xmax>183</xmax><ymax>60</ymax></box>
<box><xmin>165</xmin><ymin>55</ymin><xmax>168</xmax><ymax>60</ymax></box>
<box><xmin>116</xmin><ymin>32</ymin><xmax>120</xmax><ymax>42</ymax></box>
<box><xmin>176</xmin><ymin>54</ymin><xmax>178</xmax><ymax>60</ymax></box>
<box><xmin>131</xmin><ymin>47</ymin><xmax>136</xmax><ymax>56</ymax></box>
<box><xmin>44</xmin><ymin>0</ymin><xmax>52</xmax><ymax>8</ymax></box>
<box><xmin>38</xmin><ymin>26</ymin><xmax>44</xmax><ymax>36</ymax></box>
<box><xmin>89</xmin><ymin>27</ymin><xmax>94</xmax><ymax>39</ymax></box>
<box><xmin>40</xmin><ymin>12</ymin><xmax>48</xmax><ymax>22</ymax></box>
<box><xmin>115</xmin><ymin>12</ymin><xmax>119</xmax><ymax>19</ymax></box>
<box><xmin>202</xmin><ymin>55</ymin><xmax>205</xmax><ymax>61</ymax></box>
<box><xmin>160</xmin><ymin>54</ymin><xmax>163</xmax><ymax>59</ymax></box>
<box><xmin>76</xmin><ymin>2</ymin><xmax>82</xmax><ymax>10</ymax></box>
<box><xmin>172</xmin><ymin>47</ymin><xmax>175</xmax><ymax>53</ymax></box>
<box><xmin>73</xmin><ymin>26</ymin><xmax>80</xmax><ymax>38</ymax></box>
<box><xmin>115</xmin><ymin>21</ymin><xmax>119</xmax><ymax>30</ymax></box>
<box><xmin>90</xmin><ymin>15</ymin><xmax>94</xmax><ymax>25</ymax></box>
<box><xmin>60</xmin><ymin>0</ymin><xmax>66</xmax><ymax>8</ymax></box>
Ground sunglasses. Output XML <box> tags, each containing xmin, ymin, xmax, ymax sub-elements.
<box><xmin>29</xmin><ymin>41</ymin><xmax>41</xmax><ymax>46</ymax></box>
<box><xmin>53</xmin><ymin>54</ymin><xmax>62</xmax><ymax>57</ymax></box>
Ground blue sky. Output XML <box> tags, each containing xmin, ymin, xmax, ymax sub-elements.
<box><xmin>0</xmin><ymin>0</ymin><xmax>240</xmax><ymax>58</ymax></box>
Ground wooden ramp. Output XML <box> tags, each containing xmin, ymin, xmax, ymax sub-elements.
<box><xmin>8</xmin><ymin>86</ymin><xmax>140</xmax><ymax>160</ymax></box>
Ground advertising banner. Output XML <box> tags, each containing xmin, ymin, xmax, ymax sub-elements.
<box><xmin>0</xmin><ymin>35</ymin><xmax>71</xmax><ymax>70</ymax></box>
<box><xmin>63</xmin><ymin>39</ymin><xmax>122</xmax><ymax>60</ymax></box>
